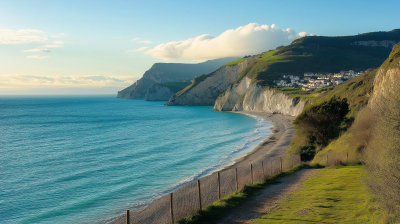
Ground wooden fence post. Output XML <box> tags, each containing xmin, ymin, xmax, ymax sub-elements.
<box><xmin>235</xmin><ymin>167</ymin><xmax>238</xmax><ymax>191</ymax></box>
<box><xmin>270</xmin><ymin>161</ymin><xmax>273</xmax><ymax>176</ymax></box>
<box><xmin>326</xmin><ymin>155</ymin><xmax>329</xmax><ymax>167</ymax></box>
<box><xmin>262</xmin><ymin>160</ymin><xmax>264</xmax><ymax>178</ymax></box>
<box><xmin>217</xmin><ymin>172</ymin><xmax>221</xmax><ymax>200</ymax></box>
<box><xmin>126</xmin><ymin>210</ymin><xmax>130</xmax><ymax>224</ymax></box>
<box><xmin>197</xmin><ymin>179</ymin><xmax>202</xmax><ymax>211</ymax></box>
<box><xmin>170</xmin><ymin>193</ymin><xmax>174</xmax><ymax>224</ymax></box>
<box><xmin>346</xmin><ymin>152</ymin><xmax>349</xmax><ymax>163</ymax></box>
<box><xmin>280</xmin><ymin>157</ymin><xmax>283</xmax><ymax>173</ymax></box>
<box><xmin>251</xmin><ymin>164</ymin><xmax>253</xmax><ymax>184</ymax></box>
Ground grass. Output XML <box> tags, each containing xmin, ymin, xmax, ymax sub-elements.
<box><xmin>310</xmin><ymin>132</ymin><xmax>362</xmax><ymax>166</ymax></box>
<box><xmin>278</xmin><ymin>88</ymin><xmax>320</xmax><ymax>100</ymax></box>
<box><xmin>224</xmin><ymin>58</ymin><xmax>248</xmax><ymax>66</ymax></box>
<box><xmin>251</xmin><ymin>166</ymin><xmax>386</xmax><ymax>224</ymax></box>
<box><xmin>176</xmin><ymin>165</ymin><xmax>306</xmax><ymax>224</ymax></box>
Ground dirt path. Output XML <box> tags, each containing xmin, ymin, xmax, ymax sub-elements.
<box><xmin>217</xmin><ymin>169</ymin><xmax>317</xmax><ymax>224</ymax></box>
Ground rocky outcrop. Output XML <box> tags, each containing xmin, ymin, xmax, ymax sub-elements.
<box><xmin>214</xmin><ymin>77</ymin><xmax>306</xmax><ymax>117</ymax></box>
<box><xmin>165</xmin><ymin>57</ymin><xmax>257</xmax><ymax>106</ymax></box>
<box><xmin>369</xmin><ymin>43</ymin><xmax>400</xmax><ymax>110</ymax></box>
<box><xmin>145</xmin><ymin>84</ymin><xmax>175</xmax><ymax>101</ymax></box>
<box><xmin>117</xmin><ymin>57</ymin><xmax>238</xmax><ymax>99</ymax></box>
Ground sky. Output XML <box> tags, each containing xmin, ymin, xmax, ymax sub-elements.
<box><xmin>1</xmin><ymin>0</ymin><xmax>399</xmax><ymax>94</ymax></box>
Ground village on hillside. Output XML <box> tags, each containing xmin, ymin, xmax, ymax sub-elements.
<box><xmin>274</xmin><ymin>70</ymin><xmax>364</xmax><ymax>91</ymax></box>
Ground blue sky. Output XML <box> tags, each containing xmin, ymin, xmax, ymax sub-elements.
<box><xmin>1</xmin><ymin>0</ymin><xmax>399</xmax><ymax>94</ymax></box>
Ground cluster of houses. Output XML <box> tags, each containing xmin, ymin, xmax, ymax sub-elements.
<box><xmin>273</xmin><ymin>70</ymin><xmax>364</xmax><ymax>91</ymax></box>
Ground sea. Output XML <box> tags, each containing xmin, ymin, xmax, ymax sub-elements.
<box><xmin>0</xmin><ymin>95</ymin><xmax>272</xmax><ymax>224</ymax></box>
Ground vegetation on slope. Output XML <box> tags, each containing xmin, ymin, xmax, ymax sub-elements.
<box><xmin>307</xmin><ymin>43</ymin><xmax>400</xmax><ymax>218</ymax></box>
<box><xmin>251</xmin><ymin>166</ymin><xmax>387</xmax><ymax>224</ymax></box>
<box><xmin>240</xmin><ymin>30</ymin><xmax>399</xmax><ymax>87</ymax></box>
<box><xmin>363</xmin><ymin>43</ymin><xmax>400</xmax><ymax>214</ymax></box>
<box><xmin>286</xmin><ymin>69</ymin><xmax>377</xmax><ymax>162</ymax></box>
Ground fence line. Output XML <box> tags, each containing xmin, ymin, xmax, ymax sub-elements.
<box><xmin>111</xmin><ymin>154</ymin><xmax>302</xmax><ymax>224</ymax></box>
<box><xmin>324</xmin><ymin>151</ymin><xmax>359</xmax><ymax>167</ymax></box>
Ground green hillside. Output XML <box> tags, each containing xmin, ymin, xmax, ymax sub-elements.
<box><xmin>239</xmin><ymin>29</ymin><xmax>399</xmax><ymax>86</ymax></box>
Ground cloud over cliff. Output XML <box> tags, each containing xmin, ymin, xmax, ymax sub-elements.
<box><xmin>145</xmin><ymin>23</ymin><xmax>309</xmax><ymax>60</ymax></box>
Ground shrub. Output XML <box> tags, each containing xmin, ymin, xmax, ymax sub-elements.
<box><xmin>299</xmin><ymin>145</ymin><xmax>316</xmax><ymax>161</ymax></box>
<box><xmin>294</xmin><ymin>98</ymin><xmax>350</xmax><ymax>146</ymax></box>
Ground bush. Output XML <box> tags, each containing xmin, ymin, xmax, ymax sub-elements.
<box><xmin>299</xmin><ymin>145</ymin><xmax>316</xmax><ymax>161</ymax></box>
<box><xmin>294</xmin><ymin>98</ymin><xmax>350</xmax><ymax>146</ymax></box>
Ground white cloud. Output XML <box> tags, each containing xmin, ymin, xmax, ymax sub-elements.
<box><xmin>44</xmin><ymin>40</ymin><xmax>64</xmax><ymax>48</ymax></box>
<box><xmin>131</xmin><ymin>38</ymin><xmax>152</xmax><ymax>44</ymax></box>
<box><xmin>145</xmin><ymin>23</ymin><xmax>309</xmax><ymax>60</ymax></box>
<box><xmin>51</xmin><ymin>33</ymin><xmax>65</xmax><ymax>38</ymax></box>
<box><xmin>0</xmin><ymin>29</ymin><xmax>47</xmax><ymax>44</ymax></box>
<box><xmin>27</xmin><ymin>55</ymin><xmax>49</xmax><ymax>59</ymax></box>
<box><xmin>134</xmin><ymin>47</ymin><xmax>149</xmax><ymax>52</ymax></box>
<box><xmin>21</xmin><ymin>48</ymin><xmax>50</xmax><ymax>52</ymax></box>
<box><xmin>0</xmin><ymin>74</ymin><xmax>139</xmax><ymax>90</ymax></box>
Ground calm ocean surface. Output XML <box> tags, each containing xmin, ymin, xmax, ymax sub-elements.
<box><xmin>0</xmin><ymin>95</ymin><xmax>272</xmax><ymax>224</ymax></box>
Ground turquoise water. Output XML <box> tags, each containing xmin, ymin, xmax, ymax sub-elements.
<box><xmin>0</xmin><ymin>95</ymin><xmax>272</xmax><ymax>224</ymax></box>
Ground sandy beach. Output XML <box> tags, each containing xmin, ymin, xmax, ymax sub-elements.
<box><xmin>110</xmin><ymin>112</ymin><xmax>296</xmax><ymax>224</ymax></box>
<box><xmin>221</xmin><ymin>112</ymin><xmax>295</xmax><ymax>171</ymax></box>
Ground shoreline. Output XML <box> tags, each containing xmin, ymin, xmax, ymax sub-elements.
<box><xmin>109</xmin><ymin>111</ymin><xmax>296</xmax><ymax>224</ymax></box>
<box><xmin>220</xmin><ymin>112</ymin><xmax>295</xmax><ymax>172</ymax></box>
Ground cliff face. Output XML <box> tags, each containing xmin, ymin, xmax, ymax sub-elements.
<box><xmin>117</xmin><ymin>57</ymin><xmax>238</xmax><ymax>99</ymax></box>
<box><xmin>117</xmin><ymin>78</ymin><xmax>156</xmax><ymax>99</ymax></box>
<box><xmin>369</xmin><ymin>43</ymin><xmax>400</xmax><ymax>110</ymax></box>
<box><xmin>214</xmin><ymin>77</ymin><xmax>306</xmax><ymax>117</ymax></box>
<box><xmin>144</xmin><ymin>84</ymin><xmax>175</xmax><ymax>101</ymax></box>
<box><xmin>165</xmin><ymin>57</ymin><xmax>257</xmax><ymax>106</ymax></box>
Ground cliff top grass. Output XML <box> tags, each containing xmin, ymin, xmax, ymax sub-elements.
<box><xmin>224</xmin><ymin>57</ymin><xmax>248</xmax><ymax>66</ymax></box>
<box><xmin>251</xmin><ymin>166</ymin><xmax>387</xmax><ymax>224</ymax></box>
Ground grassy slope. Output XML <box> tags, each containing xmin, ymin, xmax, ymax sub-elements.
<box><xmin>251</xmin><ymin>166</ymin><xmax>385</xmax><ymax>224</ymax></box>
<box><xmin>311</xmin><ymin>43</ymin><xmax>400</xmax><ymax>167</ymax></box>
<box><xmin>286</xmin><ymin>69</ymin><xmax>377</xmax><ymax>157</ymax></box>
<box><xmin>224</xmin><ymin>58</ymin><xmax>247</xmax><ymax>66</ymax></box>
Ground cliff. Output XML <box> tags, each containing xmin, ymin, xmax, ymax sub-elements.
<box><xmin>145</xmin><ymin>82</ymin><xmax>190</xmax><ymax>101</ymax></box>
<box><xmin>145</xmin><ymin>84</ymin><xmax>175</xmax><ymax>101</ymax></box>
<box><xmin>214</xmin><ymin>77</ymin><xmax>306</xmax><ymax>116</ymax></box>
<box><xmin>369</xmin><ymin>42</ymin><xmax>400</xmax><ymax>110</ymax></box>
<box><xmin>167</xmin><ymin>29</ymin><xmax>399</xmax><ymax>116</ymax></box>
<box><xmin>117</xmin><ymin>57</ymin><xmax>237</xmax><ymax>99</ymax></box>
<box><xmin>165</xmin><ymin>56</ymin><xmax>257</xmax><ymax>106</ymax></box>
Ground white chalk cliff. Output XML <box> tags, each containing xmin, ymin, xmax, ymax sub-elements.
<box><xmin>165</xmin><ymin>56</ymin><xmax>257</xmax><ymax>106</ymax></box>
<box><xmin>214</xmin><ymin>77</ymin><xmax>306</xmax><ymax>117</ymax></box>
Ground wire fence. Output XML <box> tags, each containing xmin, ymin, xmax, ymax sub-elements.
<box><xmin>324</xmin><ymin>151</ymin><xmax>359</xmax><ymax>167</ymax></box>
<box><xmin>111</xmin><ymin>154</ymin><xmax>302</xmax><ymax>224</ymax></box>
